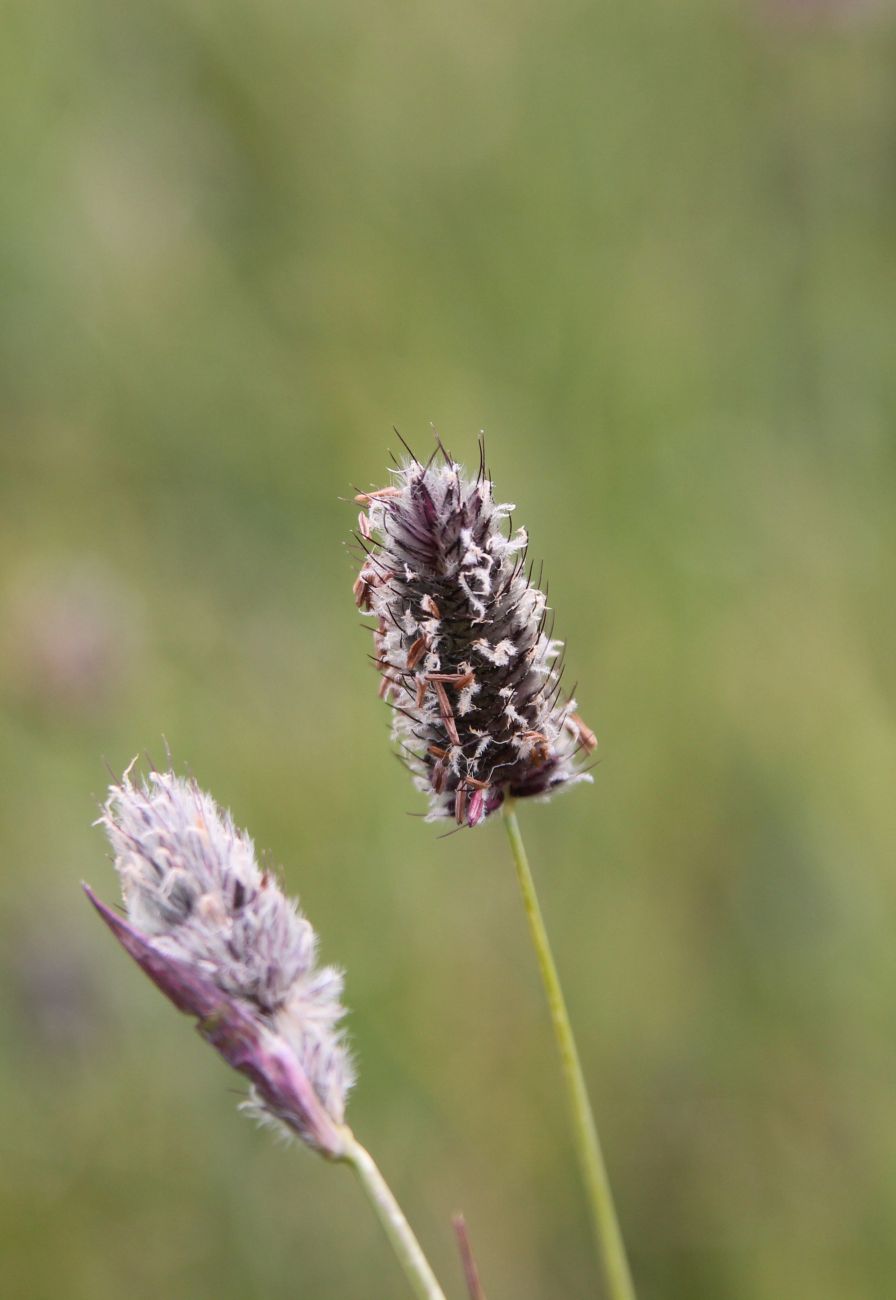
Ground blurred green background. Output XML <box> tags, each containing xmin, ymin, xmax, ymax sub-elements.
<box><xmin>1</xmin><ymin>1</ymin><xmax>895</xmax><ymax>1297</ymax></box>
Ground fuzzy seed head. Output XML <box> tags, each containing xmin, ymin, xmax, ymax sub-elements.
<box><xmin>95</xmin><ymin>765</ymin><xmax>353</xmax><ymax>1152</ymax></box>
<box><xmin>354</xmin><ymin>443</ymin><xmax>595</xmax><ymax>826</ymax></box>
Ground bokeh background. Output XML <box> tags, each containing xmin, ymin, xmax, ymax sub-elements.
<box><xmin>2</xmin><ymin>1</ymin><xmax>895</xmax><ymax>1297</ymax></box>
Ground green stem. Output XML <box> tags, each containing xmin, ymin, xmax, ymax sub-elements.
<box><xmin>341</xmin><ymin>1130</ymin><xmax>447</xmax><ymax>1300</ymax></box>
<box><xmin>502</xmin><ymin>802</ymin><xmax>636</xmax><ymax>1300</ymax></box>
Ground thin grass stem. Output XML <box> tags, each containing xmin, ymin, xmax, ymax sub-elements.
<box><xmin>502</xmin><ymin>801</ymin><xmax>636</xmax><ymax>1300</ymax></box>
<box><xmin>452</xmin><ymin>1213</ymin><xmax>487</xmax><ymax>1300</ymax></box>
<box><xmin>341</xmin><ymin>1130</ymin><xmax>447</xmax><ymax>1300</ymax></box>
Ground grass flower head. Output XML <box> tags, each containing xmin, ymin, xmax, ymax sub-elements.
<box><xmin>353</xmin><ymin>439</ymin><xmax>596</xmax><ymax>826</ymax></box>
<box><xmin>86</xmin><ymin>765</ymin><xmax>353</xmax><ymax>1157</ymax></box>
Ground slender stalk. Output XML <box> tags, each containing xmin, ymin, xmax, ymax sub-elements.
<box><xmin>341</xmin><ymin>1129</ymin><xmax>447</xmax><ymax>1300</ymax></box>
<box><xmin>502</xmin><ymin>802</ymin><xmax>636</xmax><ymax>1300</ymax></box>
<box><xmin>452</xmin><ymin>1213</ymin><xmax>487</xmax><ymax>1300</ymax></box>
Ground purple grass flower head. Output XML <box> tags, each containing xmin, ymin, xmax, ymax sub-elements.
<box><xmin>353</xmin><ymin>439</ymin><xmax>597</xmax><ymax>827</ymax></box>
<box><xmin>86</xmin><ymin>765</ymin><xmax>354</xmax><ymax>1158</ymax></box>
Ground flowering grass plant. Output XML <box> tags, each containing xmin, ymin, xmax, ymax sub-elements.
<box><xmin>87</xmin><ymin>435</ymin><xmax>634</xmax><ymax>1300</ymax></box>
<box><xmin>353</xmin><ymin>436</ymin><xmax>635</xmax><ymax>1300</ymax></box>
<box><xmin>87</xmin><ymin>765</ymin><xmax>447</xmax><ymax>1300</ymax></box>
